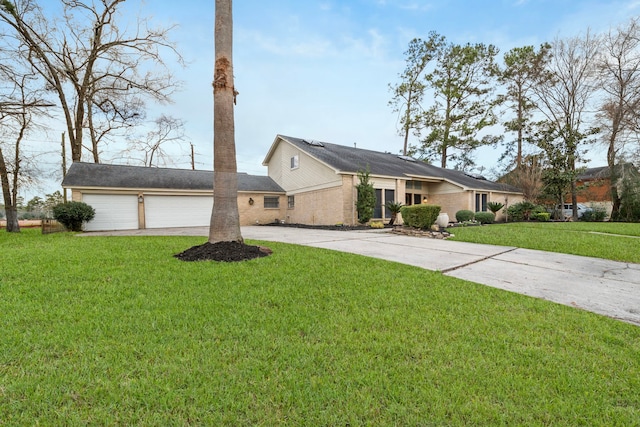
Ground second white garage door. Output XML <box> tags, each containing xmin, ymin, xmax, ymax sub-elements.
<box><xmin>144</xmin><ymin>195</ymin><xmax>213</xmax><ymax>228</ymax></box>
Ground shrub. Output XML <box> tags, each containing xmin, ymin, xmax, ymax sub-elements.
<box><xmin>385</xmin><ymin>201</ymin><xmax>404</xmax><ymax>226</ymax></box>
<box><xmin>400</xmin><ymin>204</ymin><xmax>441</xmax><ymax>230</ymax></box>
<box><xmin>613</xmin><ymin>173</ymin><xmax>640</xmax><ymax>222</ymax></box>
<box><xmin>535</xmin><ymin>212</ymin><xmax>551</xmax><ymax>222</ymax></box>
<box><xmin>487</xmin><ymin>201</ymin><xmax>504</xmax><ymax>214</ymax></box>
<box><xmin>506</xmin><ymin>201</ymin><xmax>546</xmax><ymax>221</ymax></box>
<box><xmin>474</xmin><ymin>211</ymin><xmax>495</xmax><ymax>224</ymax></box>
<box><xmin>356</xmin><ymin>168</ymin><xmax>375</xmax><ymax>224</ymax></box>
<box><xmin>370</xmin><ymin>221</ymin><xmax>384</xmax><ymax>229</ymax></box>
<box><xmin>53</xmin><ymin>202</ymin><xmax>96</xmax><ymax>231</ymax></box>
<box><xmin>455</xmin><ymin>210</ymin><xmax>474</xmax><ymax>222</ymax></box>
<box><xmin>580</xmin><ymin>206</ymin><xmax>607</xmax><ymax>222</ymax></box>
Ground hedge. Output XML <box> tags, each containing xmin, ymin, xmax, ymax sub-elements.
<box><xmin>400</xmin><ymin>204</ymin><xmax>441</xmax><ymax>230</ymax></box>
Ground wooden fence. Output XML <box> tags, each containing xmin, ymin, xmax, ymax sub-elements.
<box><xmin>41</xmin><ymin>219</ymin><xmax>66</xmax><ymax>234</ymax></box>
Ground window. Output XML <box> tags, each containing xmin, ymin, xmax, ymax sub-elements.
<box><xmin>475</xmin><ymin>193</ymin><xmax>488</xmax><ymax>212</ymax></box>
<box><xmin>406</xmin><ymin>180</ymin><xmax>423</xmax><ymax>190</ymax></box>
<box><xmin>384</xmin><ymin>189</ymin><xmax>395</xmax><ymax>217</ymax></box>
<box><xmin>406</xmin><ymin>181</ymin><xmax>426</xmax><ymax>205</ymax></box>
<box><xmin>374</xmin><ymin>189</ymin><xmax>383</xmax><ymax>218</ymax></box>
<box><xmin>288</xmin><ymin>195</ymin><xmax>295</xmax><ymax>209</ymax></box>
<box><xmin>264</xmin><ymin>196</ymin><xmax>279</xmax><ymax>208</ymax></box>
<box><xmin>290</xmin><ymin>155</ymin><xmax>299</xmax><ymax>169</ymax></box>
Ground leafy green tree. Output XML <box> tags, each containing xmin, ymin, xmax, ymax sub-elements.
<box><xmin>534</xmin><ymin>121</ymin><xmax>581</xmax><ymax>219</ymax></box>
<box><xmin>498</xmin><ymin>44</ymin><xmax>551</xmax><ymax>167</ymax></box>
<box><xmin>616</xmin><ymin>172</ymin><xmax>640</xmax><ymax>221</ymax></box>
<box><xmin>418</xmin><ymin>41</ymin><xmax>501</xmax><ymax>169</ymax></box>
<box><xmin>356</xmin><ymin>168</ymin><xmax>375</xmax><ymax>224</ymax></box>
<box><xmin>388</xmin><ymin>32</ymin><xmax>445</xmax><ymax>155</ymax></box>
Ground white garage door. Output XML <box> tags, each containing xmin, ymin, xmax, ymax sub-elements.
<box><xmin>82</xmin><ymin>194</ymin><xmax>139</xmax><ymax>231</ymax></box>
<box><xmin>144</xmin><ymin>195</ymin><xmax>213</xmax><ymax>228</ymax></box>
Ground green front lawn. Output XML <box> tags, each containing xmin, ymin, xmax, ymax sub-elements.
<box><xmin>448</xmin><ymin>221</ymin><xmax>640</xmax><ymax>263</ymax></box>
<box><xmin>1</xmin><ymin>230</ymin><xmax>639</xmax><ymax>425</ymax></box>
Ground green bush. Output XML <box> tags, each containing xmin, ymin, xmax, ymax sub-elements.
<box><xmin>356</xmin><ymin>168</ymin><xmax>375</xmax><ymax>224</ymax></box>
<box><xmin>52</xmin><ymin>202</ymin><xmax>96</xmax><ymax>231</ymax></box>
<box><xmin>487</xmin><ymin>201</ymin><xmax>504</xmax><ymax>214</ymax></box>
<box><xmin>474</xmin><ymin>211</ymin><xmax>495</xmax><ymax>224</ymax></box>
<box><xmin>400</xmin><ymin>204</ymin><xmax>441</xmax><ymax>230</ymax></box>
<box><xmin>506</xmin><ymin>201</ymin><xmax>546</xmax><ymax>221</ymax></box>
<box><xmin>535</xmin><ymin>212</ymin><xmax>551</xmax><ymax>222</ymax></box>
<box><xmin>613</xmin><ymin>173</ymin><xmax>640</xmax><ymax>222</ymax></box>
<box><xmin>580</xmin><ymin>206</ymin><xmax>607</xmax><ymax>222</ymax></box>
<box><xmin>455</xmin><ymin>210</ymin><xmax>475</xmax><ymax>222</ymax></box>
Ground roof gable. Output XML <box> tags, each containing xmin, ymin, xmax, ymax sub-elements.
<box><xmin>62</xmin><ymin>162</ymin><xmax>285</xmax><ymax>193</ymax></box>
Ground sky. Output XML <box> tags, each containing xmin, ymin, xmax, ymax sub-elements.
<box><xmin>23</xmin><ymin>0</ymin><xmax>640</xmax><ymax>198</ymax></box>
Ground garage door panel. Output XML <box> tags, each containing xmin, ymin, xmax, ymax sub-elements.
<box><xmin>144</xmin><ymin>196</ymin><xmax>213</xmax><ymax>228</ymax></box>
<box><xmin>82</xmin><ymin>194</ymin><xmax>139</xmax><ymax>231</ymax></box>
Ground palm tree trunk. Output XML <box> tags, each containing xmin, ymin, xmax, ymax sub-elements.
<box><xmin>209</xmin><ymin>0</ymin><xmax>243</xmax><ymax>243</ymax></box>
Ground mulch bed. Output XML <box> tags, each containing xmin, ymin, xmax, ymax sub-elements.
<box><xmin>174</xmin><ymin>241</ymin><xmax>272</xmax><ymax>262</ymax></box>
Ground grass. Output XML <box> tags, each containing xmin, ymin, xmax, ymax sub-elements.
<box><xmin>1</xmin><ymin>229</ymin><xmax>639</xmax><ymax>425</ymax></box>
<box><xmin>448</xmin><ymin>221</ymin><xmax>640</xmax><ymax>263</ymax></box>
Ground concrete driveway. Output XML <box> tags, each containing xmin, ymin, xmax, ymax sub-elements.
<box><xmin>85</xmin><ymin>226</ymin><xmax>640</xmax><ymax>326</ymax></box>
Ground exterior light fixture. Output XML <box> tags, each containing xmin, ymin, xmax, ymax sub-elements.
<box><xmin>248</xmin><ymin>197</ymin><xmax>254</xmax><ymax>205</ymax></box>
<box><xmin>138</xmin><ymin>195</ymin><xmax>144</xmax><ymax>203</ymax></box>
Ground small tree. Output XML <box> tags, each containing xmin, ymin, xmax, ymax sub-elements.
<box><xmin>385</xmin><ymin>201</ymin><xmax>403</xmax><ymax>225</ymax></box>
<box><xmin>53</xmin><ymin>202</ymin><xmax>95</xmax><ymax>231</ymax></box>
<box><xmin>356</xmin><ymin>167</ymin><xmax>375</xmax><ymax>224</ymax></box>
<box><xmin>487</xmin><ymin>201</ymin><xmax>504</xmax><ymax>215</ymax></box>
<box><xmin>615</xmin><ymin>173</ymin><xmax>640</xmax><ymax>221</ymax></box>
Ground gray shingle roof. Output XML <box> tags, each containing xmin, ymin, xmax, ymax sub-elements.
<box><xmin>578</xmin><ymin>166</ymin><xmax>610</xmax><ymax>180</ymax></box>
<box><xmin>62</xmin><ymin>162</ymin><xmax>285</xmax><ymax>193</ymax></box>
<box><xmin>278</xmin><ymin>135</ymin><xmax>521</xmax><ymax>193</ymax></box>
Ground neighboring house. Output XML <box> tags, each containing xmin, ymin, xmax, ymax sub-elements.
<box><xmin>62</xmin><ymin>162</ymin><xmax>285</xmax><ymax>231</ymax></box>
<box><xmin>262</xmin><ymin>135</ymin><xmax>523</xmax><ymax>225</ymax></box>
<box><xmin>574</xmin><ymin>166</ymin><xmax>612</xmax><ymax>215</ymax></box>
<box><xmin>574</xmin><ymin>164</ymin><xmax>640</xmax><ymax>216</ymax></box>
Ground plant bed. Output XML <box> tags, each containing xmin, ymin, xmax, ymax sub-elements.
<box><xmin>174</xmin><ymin>241</ymin><xmax>272</xmax><ymax>262</ymax></box>
<box><xmin>261</xmin><ymin>222</ymin><xmax>383</xmax><ymax>231</ymax></box>
<box><xmin>392</xmin><ymin>226</ymin><xmax>452</xmax><ymax>239</ymax></box>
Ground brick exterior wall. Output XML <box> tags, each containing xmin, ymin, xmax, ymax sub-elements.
<box><xmin>238</xmin><ymin>193</ymin><xmax>286</xmax><ymax>226</ymax></box>
<box><xmin>284</xmin><ymin>185</ymin><xmax>346</xmax><ymax>225</ymax></box>
<box><xmin>575</xmin><ymin>179</ymin><xmax>611</xmax><ymax>203</ymax></box>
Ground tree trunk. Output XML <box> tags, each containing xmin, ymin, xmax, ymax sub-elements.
<box><xmin>0</xmin><ymin>149</ymin><xmax>20</xmax><ymax>232</ymax></box>
<box><xmin>209</xmin><ymin>0</ymin><xmax>243</xmax><ymax>243</ymax></box>
<box><xmin>607</xmin><ymin>138</ymin><xmax>621</xmax><ymax>220</ymax></box>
